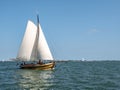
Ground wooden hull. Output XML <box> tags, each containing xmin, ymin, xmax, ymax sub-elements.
<box><xmin>19</xmin><ymin>62</ymin><xmax>55</xmax><ymax>70</ymax></box>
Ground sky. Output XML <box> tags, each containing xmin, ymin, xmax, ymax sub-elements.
<box><xmin>0</xmin><ymin>0</ymin><xmax>120</xmax><ymax>60</ymax></box>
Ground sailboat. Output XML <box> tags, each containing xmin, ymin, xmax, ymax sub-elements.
<box><xmin>16</xmin><ymin>15</ymin><xmax>55</xmax><ymax>70</ymax></box>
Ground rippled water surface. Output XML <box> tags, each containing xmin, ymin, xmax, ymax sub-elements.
<box><xmin>0</xmin><ymin>61</ymin><xmax>120</xmax><ymax>90</ymax></box>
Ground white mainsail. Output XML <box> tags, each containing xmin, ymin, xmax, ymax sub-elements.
<box><xmin>17</xmin><ymin>19</ymin><xmax>53</xmax><ymax>61</ymax></box>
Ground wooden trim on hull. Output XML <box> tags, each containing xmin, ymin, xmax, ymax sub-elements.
<box><xmin>20</xmin><ymin>62</ymin><xmax>55</xmax><ymax>70</ymax></box>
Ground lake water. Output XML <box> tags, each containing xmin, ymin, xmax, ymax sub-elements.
<box><xmin>0</xmin><ymin>60</ymin><xmax>120</xmax><ymax>90</ymax></box>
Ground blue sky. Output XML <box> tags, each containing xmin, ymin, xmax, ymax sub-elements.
<box><xmin>0</xmin><ymin>0</ymin><xmax>120</xmax><ymax>60</ymax></box>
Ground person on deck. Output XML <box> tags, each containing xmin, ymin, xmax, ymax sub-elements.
<box><xmin>38</xmin><ymin>59</ymin><xmax>43</xmax><ymax>65</ymax></box>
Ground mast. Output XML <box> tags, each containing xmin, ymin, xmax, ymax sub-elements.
<box><xmin>37</xmin><ymin>14</ymin><xmax>39</xmax><ymax>38</ymax></box>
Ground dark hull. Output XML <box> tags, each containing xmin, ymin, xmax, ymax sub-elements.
<box><xmin>20</xmin><ymin>62</ymin><xmax>55</xmax><ymax>70</ymax></box>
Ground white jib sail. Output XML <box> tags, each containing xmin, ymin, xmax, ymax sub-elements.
<box><xmin>38</xmin><ymin>23</ymin><xmax>53</xmax><ymax>60</ymax></box>
<box><xmin>17</xmin><ymin>20</ymin><xmax>53</xmax><ymax>61</ymax></box>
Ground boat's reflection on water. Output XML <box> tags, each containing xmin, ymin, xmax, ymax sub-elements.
<box><xmin>17</xmin><ymin>69</ymin><xmax>54</xmax><ymax>90</ymax></box>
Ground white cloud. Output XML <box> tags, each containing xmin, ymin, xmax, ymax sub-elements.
<box><xmin>91</xmin><ymin>28</ymin><xmax>99</xmax><ymax>33</ymax></box>
<box><xmin>87</xmin><ymin>28</ymin><xmax>100</xmax><ymax>34</ymax></box>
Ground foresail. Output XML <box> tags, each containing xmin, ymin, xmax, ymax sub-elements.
<box><xmin>17</xmin><ymin>21</ymin><xmax>37</xmax><ymax>61</ymax></box>
<box><xmin>38</xmin><ymin>24</ymin><xmax>53</xmax><ymax>60</ymax></box>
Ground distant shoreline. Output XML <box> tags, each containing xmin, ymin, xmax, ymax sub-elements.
<box><xmin>0</xmin><ymin>59</ymin><xmax>120</xmax><ymax>62</ymax></box>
